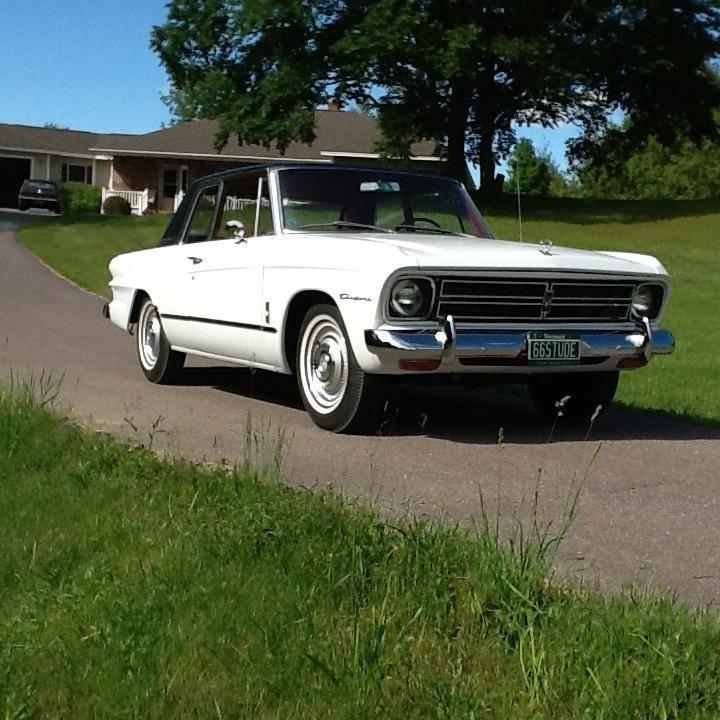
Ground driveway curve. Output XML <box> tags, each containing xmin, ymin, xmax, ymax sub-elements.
<box><xmin>2</xmin><ymin>210</ymin><xmax>719</xmax><ymax>604</ymax></box>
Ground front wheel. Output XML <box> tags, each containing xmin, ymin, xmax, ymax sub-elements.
<box><xmin>527</xmin><ymin>371</ymin><xmax>619</xmax><ymax>422</ymax></box>
<box><xmin>296</xmin><ymin>304</ymin><xmax>386</xmax><ymax>433</ymax></box>
<box><xmin>136</xmin><ymin>297</ymin><xmax>185</xmax><ymax>384</ymax></box>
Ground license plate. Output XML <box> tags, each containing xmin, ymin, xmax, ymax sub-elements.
<box><xmin>527</xmin><ymin>333</ymin><xmax>581</xmax><ymax>365</ymax></box>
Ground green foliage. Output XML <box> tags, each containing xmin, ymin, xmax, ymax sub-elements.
<box><xmin>102</xmin><ymin>194</ymin><xmax>132</xmax><ymax>215</ymax></box>
<box><xmin>2</xmin><ymin>387</ymin><xmax>720</xmax><ymax>718</ymax></box>
<box><xmin>576</xmin><ymin>130</ymin><xmax>720</xmax><ymax>200</ymax></box>
<box><xmin>59</xmin><ymin>182</ymin><xmax>101</xmax><ymax>214</ymax></box>
<box><xmin>504</xmin><ymin>139</ymin><xmax>555</xmax><ymax>196</ymax></box>
<box><xmin>151</xmin><ymin>1</ymin><xmax>720</xmax><ymax>193</ymax></box>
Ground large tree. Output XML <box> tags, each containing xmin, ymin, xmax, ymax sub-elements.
<box><xmin>152</xmin><ymin>1</ymin><xmax>720</xmax><ymax>193</ymax></box>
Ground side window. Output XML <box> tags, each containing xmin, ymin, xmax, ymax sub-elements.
<box><xmin>185</xmin><ymin>185</ymin><xmax>219</xmax><ymax>243</ymax></box>
<box><xmin>214</xmin><ymin>175</ymin><xmax>273</xmax><ymax>239</ymax></box>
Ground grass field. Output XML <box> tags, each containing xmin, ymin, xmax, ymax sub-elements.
<box><xmin>2</xmin><ymin>383</ymin><xmax>720</xmax><ymax>718</ymax></box>
<box><xmin>18</xmin><ymin>197</ymin><xmax>720</xmax><ymax>423</ymax></box>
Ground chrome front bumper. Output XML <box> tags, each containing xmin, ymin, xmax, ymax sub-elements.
<box><xmin>365</xmin><ymin>315</ymin><xmax>675</xmax><ymax>371</ymax></box>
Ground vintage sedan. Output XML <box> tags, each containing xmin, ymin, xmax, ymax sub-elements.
<box><xmin>105</xmin><ymin>165</ymin><xmax>674</xmax><ymax>432</ymax></box>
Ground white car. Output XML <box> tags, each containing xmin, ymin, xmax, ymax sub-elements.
<box><xmin>104</xmin><ymin>165</ymin><xmax>674</xmax><ymax>432</ymax></box>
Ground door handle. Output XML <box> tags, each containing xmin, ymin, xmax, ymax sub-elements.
<box><xmin>187</xmin><ymin>256</ymin><xmax>203</xmax><ymax>265</ymax></box>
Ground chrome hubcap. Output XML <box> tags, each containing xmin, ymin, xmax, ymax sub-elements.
<box><xmin>301</xmin><ymin>316</ymin><xmax>348</xmax><ymax>414</ymax></box>
<box><xmin>139</xmin><ymin>305</ymin><xmax>162</xmax><ymax>369</ymax></box>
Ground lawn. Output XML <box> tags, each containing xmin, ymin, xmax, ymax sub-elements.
<box><xmin>18</xmin><ymin>198</ymin><xmax>720</xmax><ymax>423</ymax></box>
<box><xmin>20</xmin><ymin>214</ymin><xmax>168</xmax><ymax>297</ymax></box>
<box><xmin>2</xmin><ymin>384</ymin><xmax>720</xmax><ymax>719</ymax></box>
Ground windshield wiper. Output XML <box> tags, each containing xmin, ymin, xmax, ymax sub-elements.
<box><xmin>394</xmin><ymin>224</ymin><xmax>456</xmax><ymax>235</ymax></box>
<box><xmin>292</xmin><ymin>221</ymin><xmax>392</xmax><ymax>233</ymax></box>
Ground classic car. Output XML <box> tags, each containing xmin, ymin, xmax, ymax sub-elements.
<box><xmin>18</xmin><ymin>179</ymin><xmax>60</xmax><ymax>213</ymax></box>
<box><xmin>104</xmin><ymin>164</ymin><xmax>674</xmax><ymax>433</ymax></box>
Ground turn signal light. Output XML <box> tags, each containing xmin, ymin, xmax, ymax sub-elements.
<box><xmin>399</xmin><ymin>359</ymin><xmax>441</xmax><ymax>371</ymax></box>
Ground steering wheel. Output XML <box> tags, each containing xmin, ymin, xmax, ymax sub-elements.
<box><xmin>395</xmin><ymin>216</ymin><xmax>442</xmax><ymax>231</ymax></box>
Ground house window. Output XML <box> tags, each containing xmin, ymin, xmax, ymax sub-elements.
<box><xmin>162</xmin><ymin>168</ymin><xmax>178</xmax><ymax>199</ymax></box>
<box><xmin>61</xmin><ymin>163</ymin><xmax>93</xmax><ymax>184</ymax></box>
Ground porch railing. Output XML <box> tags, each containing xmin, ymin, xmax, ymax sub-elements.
<box><xmin>102</xmin><ymin>188</ymin><xmax>150</xmax><ymax>216</ymax></box>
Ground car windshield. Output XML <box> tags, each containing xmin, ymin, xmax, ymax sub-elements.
<box><xmin>278</xmin><ymin>168</ymin><xmax>493</xmax><ymax>238</ymax></box>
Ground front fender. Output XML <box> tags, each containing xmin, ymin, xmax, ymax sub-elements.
<box><xmin>265</xmin><ymin>267</ymin><xmax>387</xmax><ymax>372</ymax></box>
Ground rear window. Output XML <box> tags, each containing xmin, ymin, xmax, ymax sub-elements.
<box><xmin>22</xmin><ymin>180</ymin><xmax>57</xmax><ymax>191</ymax></box>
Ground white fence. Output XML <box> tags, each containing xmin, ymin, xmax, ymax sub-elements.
<box><xmin>101</xmin><ymin>188</ymin><xmax>150</xmax><ymax>216</ymax></box>
<box><xmin>224</xmin><ymin>196</ymin><xmax>270</xmax><ymax>211</ymax></box>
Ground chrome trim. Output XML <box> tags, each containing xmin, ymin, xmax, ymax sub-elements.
<box><xmin>365</xmin><ymin>320</ymin><xmax>675</xmax><ymax>360</ymax></box>
<box><xmin>436</xmin><ymin>277</ymin><xmax>641</xmax><ymax>323</ymax></box>
<box><xmin>378</xmin><ymin>268</ymin><xmax>672</xmax><ymax>326</ymax></box>
<box><xmin>383</xmin><ymin>273</ymin><xmax>437</xmax><ymax>323</ymax></box>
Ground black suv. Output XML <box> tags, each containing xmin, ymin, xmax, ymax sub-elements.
<box><xmin>18</xmin><ymin>180</ymin><xmax>61</xmax><ymax>213</ymax></box>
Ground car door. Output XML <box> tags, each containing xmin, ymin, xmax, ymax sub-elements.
<box><xmin>171</xmin><ymin>175</ymin><xmax>273</xmax><ymax>361</ymax></box>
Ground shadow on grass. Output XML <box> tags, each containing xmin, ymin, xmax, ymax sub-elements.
<box><xmin>175</xmin><ymin>365</ymin><xmax>720</xmax><ymax>445</ymax></box>
<box><xmin>479</xmin><ymin>194</ymin><xmax>720</xmax><ymax>225</ymax></box>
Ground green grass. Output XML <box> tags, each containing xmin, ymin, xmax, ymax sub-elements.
<box><xmin>20</xmin><ymin>214</ymin><xmax>167</xmax><ymax>297</ymax></box>
<box><xmin>2</xmin><ymin>382</ymin><xmax>720</xmax><ymax>718</ymax></box>
<box><xmin>484</xmin><ymin>196</ymin><xmax>720</xmax><ymax>424</ymax></box>
<box><xmin>18</xmin><ymin>199</ymin><xmax>720</xmax><ymax>423</ymax></box>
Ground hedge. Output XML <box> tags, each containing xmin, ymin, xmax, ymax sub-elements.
<box><xmin>59</xmin><ymin>183</ymin><xmax>102</xmax><ymax>214</ymax></box>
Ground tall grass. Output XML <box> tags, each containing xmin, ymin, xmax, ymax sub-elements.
<box><xmin>1</xmin><ymin>385</ymin><xmax>720</xmax><ymax>718</ymax></box>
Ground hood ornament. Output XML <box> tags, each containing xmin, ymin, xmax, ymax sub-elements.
<box><xmin>538</xmin><ymin>239</ymin><xmax>554</xmax><ymax>256</ymax></box>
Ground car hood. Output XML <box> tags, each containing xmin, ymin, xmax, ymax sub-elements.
<box><xmin>301</xmin><ymin>232</ymin><xmax>668</xmax><ymax>277</ymax></box>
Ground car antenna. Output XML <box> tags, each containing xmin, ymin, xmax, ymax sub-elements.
<box><xmin>515</xmin><ymin>155</ymin><xmax>523</xmax><ymax>243</ymax></box>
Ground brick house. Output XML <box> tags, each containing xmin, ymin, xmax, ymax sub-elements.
<box><xmin>0</xmin><ymin>110</ymin><xmax>439</xmax><ymax>212</ymax></box>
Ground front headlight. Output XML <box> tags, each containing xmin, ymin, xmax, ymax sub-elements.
<box><xmin>388</xmin><ymin>277</ymin><xmax>434</xmax><ymax>319</ymax></box>
<box><xmin>631</xmin><ymin>283</ymin><xmax>664</xmax><ymax>320</ymax></box>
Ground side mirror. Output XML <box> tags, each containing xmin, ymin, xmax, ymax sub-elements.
<box><xmin>226</xmin><ymin>220</ymin><xmax>246</xmax><ymax>242</ymax></box>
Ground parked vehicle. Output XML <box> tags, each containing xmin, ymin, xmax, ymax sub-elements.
<box><xmin>104</xmin><ymin>165</ymin><xmax>674</xmax><ymax>432</ymax></box>
<box><xmin>18</xmin><ymin>179</ymin><xmax>60</xmax><ymax>213</ymax></box>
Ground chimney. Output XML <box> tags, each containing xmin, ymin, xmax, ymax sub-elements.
<box><xmin>326</xmin><ymin>99</ymin><xmax>340</xmax><ymax>111</ymax></box>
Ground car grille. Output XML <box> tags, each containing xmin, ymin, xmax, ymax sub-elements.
<box><xmin>435</xmin><ymin>277</ymin><xmax>637</xmax><ymax>323</ymax></box>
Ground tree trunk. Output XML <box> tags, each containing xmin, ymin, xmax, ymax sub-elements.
<box><xmin>446</xmin><ymin>126</ymin><xmax>469</xmax><ymax>185</ymax></box>
<box><xmin>445</xmin><ymin>81</ymin><xmax>473</xmax><ymax>187</ymax></box>
<box><xmin>478</xmin><ymin>132</ymin><xmax>500</xmax><ymax>199</ymax></box>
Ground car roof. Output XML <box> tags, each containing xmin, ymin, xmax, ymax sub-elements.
<box><xmin>189</xmin><ymin>163</ymin><xmax>459</xmax><ymax>190</ymax></box>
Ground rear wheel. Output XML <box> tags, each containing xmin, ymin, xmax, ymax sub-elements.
<box><xmin>527</xmin><ymin>371</ymin><xmax>619</xmax><ymax>422</ymax></box>
<box><xmin>296</xmin><ymin>304</ymin><xmax>386</xmax><ymax>433</ymax></box>
<box><xmin>136</xmin><ymin>297</ymin><xmax>185</xmax><ymax>384</ymax></box>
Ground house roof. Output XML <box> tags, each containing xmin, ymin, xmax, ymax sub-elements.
<box><xmin>89</xmin><ymin>111</ymin><xmax>438</xmax><ymax>161</ymax></box>
<box><xmin>0</xmin><ymin>123</ymin><xmax>135</xmax><ymax>158</ymax></box>
<box><xmin>0</xmin><ymin>111</ymin><xmax>439</xmax><ymax>162</ymax></box>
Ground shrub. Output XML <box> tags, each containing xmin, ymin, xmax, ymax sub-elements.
<box><xmin>102</xmin><ymin>194</ymin><xmax>132</xmax><ymax>215</ymax></box>
<box><xmin>59</xmin><ymin>183</ymin><xmax>101</xmax><ymax>214</ymax></box>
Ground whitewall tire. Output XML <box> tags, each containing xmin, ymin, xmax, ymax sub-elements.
<box><xmin>136</xmin><ymin>297</ymin><xmax>185</xmax><ymax>384</ymax></box>
<box><xmin>296</xmin><ymin>304</ymin><xmax>386</xmax><ymax>433</ymax></box>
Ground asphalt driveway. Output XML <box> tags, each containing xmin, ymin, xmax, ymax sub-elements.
<box><xmin>2</xmin><ymin>210</ymin><xmax>719</xmax><ymax>604</ymax></box>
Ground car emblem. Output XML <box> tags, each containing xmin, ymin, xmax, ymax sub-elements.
<box><xmin>540</xmin><ymin>285</ymin><xmax>554</xmax><ymax>318</ymax></box>
<box><xmin>37</xmin><ymin>188</ymin><xmax>42</xmax><ymax>194</ymax></box>
<box><xmin>538</xmin><ymin>239</ymin><xmax>553</xmax><ymax>256</ymax></box>
<box><xmin>339</xmin><ymin>293</ymin><xmax>371</xmax><ymax>302</ymax></box>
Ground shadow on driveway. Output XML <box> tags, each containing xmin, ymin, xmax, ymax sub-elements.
<box><xmin>175</xmin><ymin>365</ymin><xmax>720</xmax><ymax>445</ymax></box>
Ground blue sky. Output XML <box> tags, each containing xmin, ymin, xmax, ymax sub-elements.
<box><xmin>0</xmin><ymin>0</ymin><xmax>576</xmax><ymax>171</ymax></box>
<box><xmin>0</xmin><ymin>0</ymin><xmax>171</xmax><ymax>134</ymax></box>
